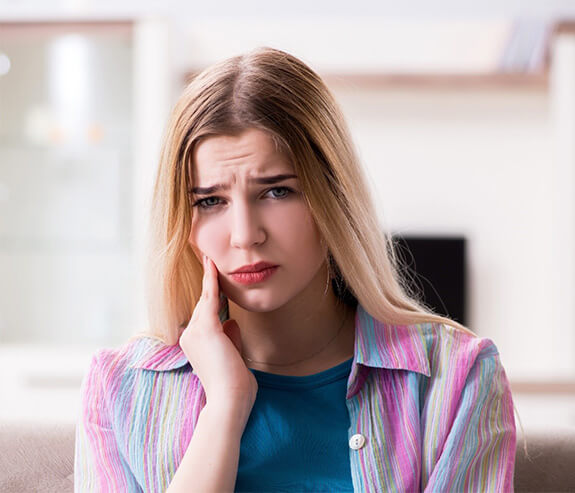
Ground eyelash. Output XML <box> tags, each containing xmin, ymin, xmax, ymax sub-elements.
<box><xmin>191</xmin><ymin>186</ymin><xmax>295</xmax><ymax>210</ymax></box>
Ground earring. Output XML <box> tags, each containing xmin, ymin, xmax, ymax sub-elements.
<box><xmin>320</xmin><ymin>237</ymin><xmax>333</xmax><ymax>296</ymax></box>
<box><xmin>323</xmin><ymin>264</ymin><xmax>331</xmax><ymax>296</ymax></box>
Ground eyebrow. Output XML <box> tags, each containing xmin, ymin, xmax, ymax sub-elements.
<box><xmin>189</xmin><ymin>173</ymin><xmax>298</xmax><ymax>195</ymax></box>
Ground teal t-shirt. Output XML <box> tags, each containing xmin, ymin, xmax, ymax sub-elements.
<box><xmin>235</xmin><ymin>357</ymin><xmax>354</xmax><ymax>492</ymax></box>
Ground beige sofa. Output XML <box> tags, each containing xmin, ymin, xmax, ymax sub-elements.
<box><xmin>0</xmin><ymin>422</ymin><xmax>74</xmax><ymax>492</ymax></box>
<box><xmin>1</xmin><ymin>422</ymin><xmax>573</xmax><ymax>492</ymax></box>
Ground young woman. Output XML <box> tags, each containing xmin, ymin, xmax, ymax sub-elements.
<box><xmin>75</xmin><ymin>47</ymin><xmax>517</xmax><ymax>492</ymax></box>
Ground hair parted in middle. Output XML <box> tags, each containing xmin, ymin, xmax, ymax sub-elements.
<box><xmin>144</xmin><ymin>46</ymin><xmax>472</xmax><ymax>345</ymax></box>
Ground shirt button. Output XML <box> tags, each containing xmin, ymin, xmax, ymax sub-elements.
<box><xmin>349</xmin><ymin>433</ymin><xmax>366</xmax><ymax>450</ymax></box>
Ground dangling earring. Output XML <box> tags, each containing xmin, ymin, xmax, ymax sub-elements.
<box><xmin>324</xmin><ymin>254</ymin><xmax>333</xmax><ymax>298</ymax></box>
<box><xmin>319</xmin><ymin>237</ymin><xmax>331</xmax><ymax>297</ymax></box>
<box><xmin>323</xmin><ymin>262</ymin><xmax>331</xmax><ymax>296</ymax></box>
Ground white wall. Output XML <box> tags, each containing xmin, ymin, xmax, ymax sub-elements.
<box><xmin>3</xmin><ymin>0</ymin><xmax>575</xmax><ymax>20</ymax></box>
<box><xmin>2</xmin><ymin>10</ymin><xmax>575</xmax><ymax>424</ymax></box>
<box><xmin>333</xmin><ymin>86</ymin><xmax>559</xmax><ymax>379</ymax></box>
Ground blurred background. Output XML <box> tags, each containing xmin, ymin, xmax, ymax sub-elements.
<box><xmin>1</xmin><ymin>0</ymin><xmax>575</xmax><ymax>429</ymax></box>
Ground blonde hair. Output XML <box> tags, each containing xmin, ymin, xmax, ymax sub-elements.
<box><xmin>145</xmin><ymin>46</ymin><xmax>473</xmax><ymax>345</ymax></box>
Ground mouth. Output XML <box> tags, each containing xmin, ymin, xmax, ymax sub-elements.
<box><xmin>229</xmin><ymin>265</ymin><xmax>279</xmax><ymax>285</ymax></box>
<box><xmin>230</xmin><ymin>261</ymin><xmax>278</xmax><ymax>274</ymax></box>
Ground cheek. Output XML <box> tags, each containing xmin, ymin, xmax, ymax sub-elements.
<box><xmin>189</xmin><ymin>218</ymin><xmax>226</xmax><ymax>260</ymax></box>
<box><xmin>272</xmin><ymin>204</ymin><xmax>324</xmax><ymax>257</ymax></box>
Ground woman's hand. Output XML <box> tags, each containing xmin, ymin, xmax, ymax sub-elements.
<box><xmin>167</xmin><ymin>256</ymin><xmax>257</xmax><ymax>492</ymax></box>
<box><xmin>179</xmin><ymin>255</ymin><xmax>258</xmax><ymax>419</ymax></box>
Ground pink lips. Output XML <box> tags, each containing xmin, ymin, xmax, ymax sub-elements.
<box><xmin>230</xmin><ymin>262</ymin><xmax>279</xmax><ymax>285</ymax></box>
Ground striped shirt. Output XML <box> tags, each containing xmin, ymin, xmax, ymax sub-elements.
<box><xmin>74</xmin><ymin>304</ymin><xmax>516</xmax><ymax>492</ymax></box>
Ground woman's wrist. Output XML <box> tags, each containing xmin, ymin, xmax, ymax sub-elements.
<box><xmin>201</xmin><ymin>399</ymin><xmax>254</xmax><ymax>435</ymax></box>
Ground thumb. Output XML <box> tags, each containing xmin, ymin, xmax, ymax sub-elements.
<box><xmin>222</xmin><ymin>319</ymin><xmax>242</xmax><ymax>353</ymax></box>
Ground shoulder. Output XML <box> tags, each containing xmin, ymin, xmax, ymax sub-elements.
<box><xmin>418</xmin><ymin>321</ymin><xmax>498</xmax><ymax>356</ymax></box>
<box><xmin>354</xmin><ymin>305</ymin><xmax>500</xmax><ymax>378</ymax></box>
<box><xmin>80</xmin><ymin>336</ymin><xmax>200</xmax><ymax>428</ymax></box>
<box><xmin>87</xmin><ymin>336</ymin><xmax>162</xmax><ymax>374</ymax></box>
<box><xmin>413</xmin><ymin>322</ymin><xmax>505</xmax><ymax>388</ymax></box>
<box><xmin>83</xmin><ymin>336</ymin><xmax>190</xmax><ymax>395</ymax></box>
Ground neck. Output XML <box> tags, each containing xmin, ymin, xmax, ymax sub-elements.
<box><xmin>228</xmin><ymin>267</ymin><xmax>356</xmax><ymax>376</ymax></box>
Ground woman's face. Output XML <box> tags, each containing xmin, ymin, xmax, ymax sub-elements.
<box><xmin>188</xmin><ymin>127</ymin><xmax>327</xmax><ymax>313</ymax></box>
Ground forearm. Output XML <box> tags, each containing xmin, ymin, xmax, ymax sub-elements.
<box><xmin>166</xmin><ymin>403</ymin><xmax>249</xmax><ymax>493</ymax></box>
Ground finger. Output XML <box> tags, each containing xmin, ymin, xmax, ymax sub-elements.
<box><xmin>201</xmin><ymin>255</ymin><xmax>219</xmax><ymax>303</ymax></box>
<box><xmin>190</xmin><ymin>256</ymin><xmax>219</xmax><ymax>327</ymax></box>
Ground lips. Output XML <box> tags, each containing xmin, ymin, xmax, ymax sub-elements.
<box><xmin>229</xmin><ymin>264</ymin><xmax>279</xmax><ymax>286</ymax></box>
<box><xmin>230</xmin><ymin>261</ymin><xmax>278</xmax><ymax>274</ymax></box>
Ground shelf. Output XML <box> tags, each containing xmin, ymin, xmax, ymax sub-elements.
<box><xmin>181</xmin><ymin>19</ymin><xmax>575</xmax><ymax>91</ymax></box>
<box><xmin>511</xmin><ymin>380</ymin><xmax>575</xmax><ymax>395</ymax></box>
<box><xmin>321</xmin><ymin>71</ymin><xmax>549</xmax><ymax>90</ymax></box>
<box><xmin>184</xmin><ymin>69</ymin><xmax>549</xmax><ymax>91</ymax></box>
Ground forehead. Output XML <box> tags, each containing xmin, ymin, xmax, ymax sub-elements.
<box><xmin>191</xmin><ymin>128</ymin><xmax>294</xmax><ymax>182</ymax></box>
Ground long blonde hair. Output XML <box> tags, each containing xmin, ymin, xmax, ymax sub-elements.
<box><xmin>145</xmin><ymin>46</ymin><xmax>473</xmax><ymax>345</ymax></box>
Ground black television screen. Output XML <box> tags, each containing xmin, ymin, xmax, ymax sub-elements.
<box><xmin>392</xmin><ymin>236</ymin><xmax>467</xmax><ymax>325</ymax></box>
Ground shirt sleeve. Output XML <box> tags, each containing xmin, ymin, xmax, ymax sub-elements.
<box><xmin>424</xmin><ymin>347</ymin><xmax>517</xmax><ymax>492</ymax></box>
<box><xmin>74</xmin><ymin>351</ymin><xmax>143</xmax><ymax>492</ymax></box>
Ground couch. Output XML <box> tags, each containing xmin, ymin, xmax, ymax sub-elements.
<box><xmin>1</xmin><ymin>422</ymin><xmax>573</xmax><ymax>492</ymax></box>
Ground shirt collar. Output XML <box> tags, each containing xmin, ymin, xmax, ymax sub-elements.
<box><xmin>345</xmin><ymin>304</ymin><xmax>431</xmax><ymax>398</ymax></box>
<box><xmin>128</xmin><ymin>304</ymin><xmax>431</xmax><ymax>387</ymax></box>
<box><xmin>127</xmin><ymin>336</ymin><xmax>190</xmax><ymax>371</ymax></box>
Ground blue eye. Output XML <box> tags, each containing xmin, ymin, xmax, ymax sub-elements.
<box><xmin>266</xmin><ymin>187</ymin><xmax>292</xmax><ymax>199</ymax></box>
<box><xmin>192</xmin><ymin>196</ymin><xmax>222</xmax><ymax>209</ymax></box>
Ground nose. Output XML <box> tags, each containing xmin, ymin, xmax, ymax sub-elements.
<box><xmin>229</xmin><ymin>201</ymin><xmax>266</xmax><ymax>249</ymax></box>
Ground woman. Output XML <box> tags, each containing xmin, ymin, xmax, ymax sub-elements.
<box><xmin>75</xmin><ymin>47</ymin><xmax>516</xmax><ymax>492</ymax></box>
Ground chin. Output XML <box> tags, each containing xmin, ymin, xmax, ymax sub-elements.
<box><xmin>226</xmin><ymin>288</ymin><xmax>288</xmax><ymax>313</ymax></box>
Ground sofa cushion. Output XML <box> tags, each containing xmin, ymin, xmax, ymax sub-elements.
<box><xmin>1</xmin><ymin>421</ymin><xmax>575</xmax><ymax>492</ymax></box>
<box><xmin>0</xmin><ymin>422</ymin><xmax>74</xmax><ymax>493</ymax></box>
<box><xmin>515</xmin><ymin>427</ymin><xmax>575</xmax><ymax>492</ymax></box>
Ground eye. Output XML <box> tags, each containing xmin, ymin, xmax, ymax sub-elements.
<box><xmin>265</xmin><ymin>186</ymin><xmax>293</xmax><ymax>199</ymax></box>
<box><xmin>192</xmin><ymin>196</ymin><xmax>223</xmax><ymax>209</ymax></box>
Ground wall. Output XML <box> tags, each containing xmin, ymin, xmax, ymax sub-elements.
<box><xmin>333</xmin><ymin>86</ymin><xmax>558</xmax><ymax>379</ymax></box>
<box><xmin>1</xmin><ymin>12</ymin><xmax>574</xmax><ymax>425</ymax></box>
<box><xmin>2</xmin><ymin>0</ymin><xmax>575</xmax><ymax>19</ymax></box>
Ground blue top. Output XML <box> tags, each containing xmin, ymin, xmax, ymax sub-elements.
<box><xmin>235</xmin><ymin>357</ymin><xmax>355</xmax><ymax>492</ymax></box>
